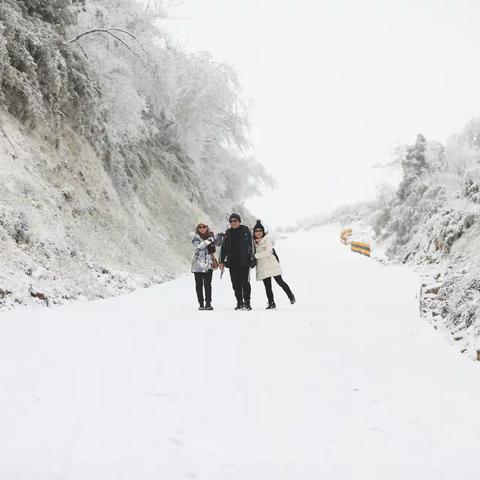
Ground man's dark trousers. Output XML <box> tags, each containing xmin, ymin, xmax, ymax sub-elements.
<box><xmin>229</xmin><ymin>266</ymin><xmax>251</xmax><ymax>303</ymax></box>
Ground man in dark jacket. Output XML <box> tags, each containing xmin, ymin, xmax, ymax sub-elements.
<box><xmin>219</xmin><ymin>213</ymin><xmax>255</xmax><ymax>310</ymax></box>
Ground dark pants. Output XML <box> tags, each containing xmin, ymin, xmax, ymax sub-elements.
<box><xmin>263</xmin><ymin>275</ymin><xmax>294</xmax><ymax>303</ymax></box>
<box><xmin>194</xmin><ymin>270</ymin><xmax>213</xmax><ymax>305</ymax></box>
<box><xmin>229</xmin><ymin>266</ymin><xmax>251</xmax><ymax>303</ymax></box>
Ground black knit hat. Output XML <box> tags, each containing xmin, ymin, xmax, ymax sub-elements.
<box><xmin>253</xmin><ymin>219</ymin><xmax>265</xmax><ymax>233</ymax></box>
<box><xmin>229</xmin><ymin>213</ymin><xmax>242</xmax><ymax>223</ymax></box>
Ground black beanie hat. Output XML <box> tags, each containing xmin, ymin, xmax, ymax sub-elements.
<box><xmin>254</xmin><ymin>219</ymin><xmax>265</xmax><ymax>233</ymax></box>
<box><xmin>229</xmin><ymin>213</ymin><xmax>241</xmax><ymax>223</ymax></box>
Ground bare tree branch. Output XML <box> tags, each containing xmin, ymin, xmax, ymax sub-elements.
<box><xmin>108</xmin><ymin>28</ymin><xmax>151</xmax><ymax>56</ymax></box>
<box><xmin>108</xmin><ymin>28</ymin><xmax>138</xmax><ymax>40</ymax></box>
<box><xmin>0</xmin><ymin>121</ymin><xmax>17</xmax><ymax>156</ymax></box>
<box><xmin>78</xmin><ymin>43</ymin><xmax>89</xmax><ymax>59</ymax></box>
<box><xmin>64</xmin><ymin>29</ymin><xmax>141</xmax><ymax>58</ymax></box>
<box><xmin>107</xmin><ymin>31</ymin><xmax>140</xmax><ymax>57</ymax></box>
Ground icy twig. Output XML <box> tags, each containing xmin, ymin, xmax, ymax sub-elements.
<box><xmin>64</xmin><ymin>29</ymin><xmax>142</xmax><ymax>58</ymax></box>
<box><xmin>0</xmin><ymin>121</ymin><xmax>17</xmax><ymax>156</ymax></box>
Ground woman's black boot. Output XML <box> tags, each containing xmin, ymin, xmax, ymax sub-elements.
<box><xmin>205</xmin><ymin>303</ymin><xmax>213</xmax><ymax>311</ymax></box>
<box><xmin>198</xmin><ymin>303</ymin><xmax>205</xmax><ymax>310</ymax></box>
<box><xmin>235</xmin><ymin>301</ymin><xmax>244</xmax><ymax>310</ymax></box>
<box><xmin>266</xmin><ymin>302</ymin><xmax>276</xmax><ymax>310</ymax></box>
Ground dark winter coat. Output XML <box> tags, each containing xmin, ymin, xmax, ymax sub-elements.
<box><xmin>220</xmin><ymin>225</ymin><xmax>255</xmax><ymax>269</ymax></box>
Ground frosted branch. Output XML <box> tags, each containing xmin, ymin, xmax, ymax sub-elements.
<box><xmin>64</xmin><ymin>29</ymin><xmax>141</xmax><ymax>58</ymax></box>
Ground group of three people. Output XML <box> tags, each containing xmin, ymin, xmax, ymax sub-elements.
<box><xmin>191</xmin><ymin>213</ymin><xmax>295</xmax><ymax>311</ymax></box>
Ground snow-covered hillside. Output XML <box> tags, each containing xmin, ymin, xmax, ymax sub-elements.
<box><xmin>1</xmin><ymin>226</ymin><xmax>479</xmax><ymax>480</ymax></box>
<box><xmin>0</xmin><ymin>0</ymin><xmax>271</xmax><ymax>308</ymax></box>
<box><xmin>290</xmin><ymin>125</ymin><xmax>480</xmax><ymax>358</ymax></box>
<box><xmin>372</xmin><ymin>129</ymin><xmax>480</xmax><ymax>358</ymax></box>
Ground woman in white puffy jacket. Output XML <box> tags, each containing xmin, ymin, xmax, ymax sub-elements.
<box><xmin>253</xmin><ymin>220</ymin><xmax>296</xmax><ymax>309</ymax></box>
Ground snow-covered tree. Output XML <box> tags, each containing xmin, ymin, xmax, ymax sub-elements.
<box><xmin>0</xmin><ymin>0</ymin><xmax>273</xmax><ymax>308</ymax></box>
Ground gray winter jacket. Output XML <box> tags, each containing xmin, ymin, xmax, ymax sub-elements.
<box><xmin>191</xmin><ymin>234</ymin><xmax>222</xmax><ymax>273</ymax></box>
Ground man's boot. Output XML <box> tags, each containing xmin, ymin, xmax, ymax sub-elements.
<box><xmin>235</xmin><ymin>301</ymin><xmax>244</xmax><ymax>310</ymax></box>
<box><xmin>266</xmin><ymin>301</ymin><xmax>276</xmax><ymax>310</ymax></box>
<box><xmin>244</xmin><ymin>300</ymin><xmax>252</xmax><ymax>311</ymax></box>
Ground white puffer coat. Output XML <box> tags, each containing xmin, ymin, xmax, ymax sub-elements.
<box><xmin>254</xmin><ymin>235</ymin><xmax>282</xmax><ymax>281</ymax></box>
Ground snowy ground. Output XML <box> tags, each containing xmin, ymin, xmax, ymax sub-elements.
<box><xmin>1</xmin><ymin>225</ymin><xmax>479</xmax><ymax>480</ymax></box>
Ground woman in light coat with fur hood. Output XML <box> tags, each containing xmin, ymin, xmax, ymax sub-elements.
<box><xmin>253</xmin><ymin>220</ymin><xmax>296</xmax><ymax>309</ymax></box>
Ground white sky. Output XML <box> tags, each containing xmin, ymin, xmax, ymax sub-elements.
<box><xmin>163</xmin><ymin>0</ymin><xmax>480</xmax><ymax>227</ymax></box>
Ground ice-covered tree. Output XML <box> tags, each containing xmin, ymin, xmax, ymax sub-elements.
<box><xmin>1</xmin><ymin>0</ymin><xmax>272</xmax><ymax>219</ymax></box>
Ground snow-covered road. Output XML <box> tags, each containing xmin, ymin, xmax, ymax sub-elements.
<box><xmin>1</xmin><ymin>226</ymin><xmax>479</xmax><ymax>480</ymax></box>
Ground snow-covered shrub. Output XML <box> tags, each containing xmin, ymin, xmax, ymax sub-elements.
<box><xmin>0</xmin><ymin>1</ymin><xmax>93</xmax><ymax>126</ymax></box>
<box><xmin>462</xmin><ymin>168</ymin><xmax>480</xmax><ymax>204</ymax></box>
<box><xmin>16</xmin><ymin>0</ymin><xmax>83</xmax><ymax>25</ymax></box>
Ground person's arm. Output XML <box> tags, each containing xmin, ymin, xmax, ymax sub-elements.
<box><xmin>214</xmin><ymin>232</ymin><xmax>225</xmax><ymax>247</ymax></box>
<box><xmin>192</xmin><ymin>236</ymin><xmax>214</xmax><ymax>252</ymax></box>
<box><xmin>219</xmin><ymin>233</ymin><xmax>228</xmax><ymax>264</ymax></box>
<box><xmin>246</xmin><ymin>228</ymin><xmax>257</xmax><ymax>268</ymax></box>
<box><xmin>246</xmin><ymin>228</ymin><xmax>253</xmax><ymax>255</ymax></box>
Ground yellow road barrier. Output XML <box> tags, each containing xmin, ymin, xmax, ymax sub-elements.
<box><xmin>351</xmin><ymin>241</ymin><xmax>371</xmax><ymax>257</ymax></box>
<box><xmin>340</xmin><ymin>228</ymin><xmax>352</xmax><ymax>244</ymax></box>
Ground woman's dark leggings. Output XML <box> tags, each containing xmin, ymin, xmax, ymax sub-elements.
<box><xmin>194</xmin><ymin>270</ymin><xmax>213</xmax><ymax>305</ymax></box>
<box><xmin>263</xmin><ymin>275</ymin><xmax>294</xmax><ymax>303</ymax></box>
